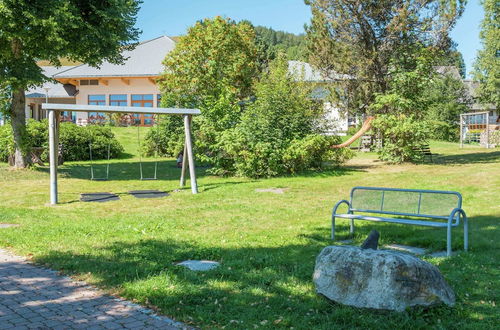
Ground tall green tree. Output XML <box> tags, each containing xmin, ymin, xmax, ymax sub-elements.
<box><xmin>154</xmin><ymin>17</ymin><xmax>258</xmax><ymax>160</ymax></box>
<box><xmin>305</xmin><ymin>0</ymin><xmax>466</xmax><ymax>116</ymax></box>
<box><xmin>0</xmin><ymin>0</ymin><xmax>141</xmax><ymax>168</ymax></box>
<box><xmin>473</xmin><ymin>0</ymin><xmax>500</xmax><ymax>110</ymax></box>
<box><xmin>253</xmin><ymin>26</ymin><xmax>308</xmax><ymax>67</ymax></box>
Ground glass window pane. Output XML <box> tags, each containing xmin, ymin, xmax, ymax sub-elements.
<box><xmin>110</xmin><ymin>94</ymin><xmax>127</xmax><ymax>101</ymax></box>
<box><xmin>143</xmin><ymin>102</ymin><xmax>153</xmax><ymax>107</ymax></box>
<box><xmin>131</xmin><ymin>94</ymin><xmax>143</xmax><ymax>101</ymax></box>
<box><xmin>143</xmin><ymin>94</ymin><xmax>153</xmax><ymax>100</ymax></box>
<box><xmin>89</xmin><ymin>95</ymin><xmax>105</xmax><ymax>102</ymax></box>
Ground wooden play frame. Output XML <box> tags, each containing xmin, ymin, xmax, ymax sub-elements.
<box><xmin>42</xmin><ymin>103</ymin><xmax>201</xmax><ymax>205</ymax></box>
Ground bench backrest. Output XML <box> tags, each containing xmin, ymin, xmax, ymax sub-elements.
<box><xmin>350</xmin><ymin>187</ymin><xmax>462</xmax><ymax>219</ymax></box>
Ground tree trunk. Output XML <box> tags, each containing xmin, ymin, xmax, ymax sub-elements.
<box><xmin>10</xmin><ymin>87</ymin><xmax>29</xmax><ymax>168</ymax></box>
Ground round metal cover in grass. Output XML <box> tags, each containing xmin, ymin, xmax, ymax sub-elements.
<box><xmin>80</xmin><ymin>192</ymin><xmax>120</xmax><ymax>203</ymax></box>
<box><xmin>0</xmin><ymin>224</ymin><xmax>20</xmax><ymax>228</ymax></box>
<box><xmin>176</xmin><ymin>260</ymin><xmax>220</xmax><ymax>271</ymax></box>
<box><xmin>128</xmin><ymin>190</ymin><xmax>169</xmax><ymax>199</ymax></box>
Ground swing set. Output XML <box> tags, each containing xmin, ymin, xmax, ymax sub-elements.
<box><xmin>42</xmin><ymin>103</ymin><xmax>201</xmax><ymax>205</ymax></box>
<box><xmin>89</xmin><ymin>125</ymin><xmax>159</xmax><ymax>181</ymax></box>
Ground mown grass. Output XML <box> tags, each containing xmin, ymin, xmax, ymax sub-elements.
<box><xmin>0</xmin><ymin>127</ymin><xmax>498</xmax><ymax>329</ymax></box>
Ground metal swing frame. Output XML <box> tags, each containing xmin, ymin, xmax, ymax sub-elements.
<box><xmin>43</xmin><ymin>103</ymin><xmax>201</xmax><ymax>205</ymax></box>
<box><xmin>89</xmin><ymin>143</ymin><xmax>111</xmax><ymax>181</ymax></box>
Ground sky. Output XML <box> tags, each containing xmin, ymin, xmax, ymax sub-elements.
<box><xmin>136</xmin><ymin>0</ymin><xmax>484</xmax><ymax>78</ymax></box>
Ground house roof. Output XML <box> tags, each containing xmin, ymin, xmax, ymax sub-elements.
<box><xmin>26</xmin><ymin>66</ymin><xmax>77</xmax><ymax>98</ymax></box>
<box><xmin>53</xmin><ymin>36</ymin><xmax>176</xmax><ymax>79</ymax></box>
<box><xmin>434</xmin><ymin>66</ymin><xmax>462</xmax><ymax>80</ymax></box>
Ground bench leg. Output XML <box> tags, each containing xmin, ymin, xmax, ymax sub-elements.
<box><xmin>350</xmin><ymin>219</ymin><xmax>355</xmax><ymax>236</ymax></box>
<box><xmin>331</xmin><ymin>217</ymin><xmax>335</xmax><ymax>240</ymax></box>
<box><xmin>464</xmin><ymin>216</ymin><xmax>468</xmax><ymax>252</ymax></box>
<box><xmin>447</xmin><ymin>225</ymin><xmax>452</xmax><ymax>257</ymax></box>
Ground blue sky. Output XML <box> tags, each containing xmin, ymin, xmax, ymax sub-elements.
<box><xmin>136</xmin><ymin>0</ymin><xmax>484</xmax><ymax>78</ymax></box>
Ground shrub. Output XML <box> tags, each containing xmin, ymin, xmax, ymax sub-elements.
<box><xmin>488</xmin><ymin>130</ymin><xmax>500</xmax><ymax>146</ymax></box>
<box><xmin>428</xmin><ymin>120</ymin><xmax>459</xmax><ymax>142</ymax></box>
<box><xmin>0</xmin><ymin>121</ymin><xmax>123</xmax><ymax>163</ymax></box>
<box><xmin>213</xmin><ymin>56</ymin><xmax>352</xmax><ymax>178</ymax></box>
<box><xmin>372</xmin><ymin>114</ymin><xmax>431</xmax><ymax>163</ymax></box>
<box><xmin>0</xmin><ymin>124</ymin><xmax>13</xmax><ymax>162</ymax></box>
<box><xmin>59</xmin><ymin>123</ymin><xmax>123</xmax><ymax>161</ymax></box>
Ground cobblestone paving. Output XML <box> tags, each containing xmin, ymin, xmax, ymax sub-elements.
<box><xmin>0</xmin><ymin>249</ymin><xmax>185</xmax><ymax>329</ymax></box>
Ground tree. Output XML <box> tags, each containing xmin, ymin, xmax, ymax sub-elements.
<box><xmin>253</xmin><ymin>26</ymin><xmax>308</xmax><ymax>68</ymax></box>
<box><xmin>473</xmin><ymin>0</ymin><xmax>500</xmax><ymax>110</ymax></box>
<box><xmin>370</xmin><ymin>48</ymin><xmax>469</xmax><ymax>160</ymax></box>
<box><xmin>0</xmin><ymin>0</ymin><xmax>141</xmax><ymax>168</ymax></box>
<box><xmin>441</xmin><ymin>47</ymin><xmax>466</xmax><ymax>79</ymax></box>
<box><xmin>305</xmin><ymin>0</ymin><xmax>466</xmax><ymax>116</ymax></box>
<box><xmin>426</xmin><ymin>74</ymin><xmax>471</xmax><ymax>141</ymax></box>
<box><xmin>154</xmin><ymin>17</ymin><xmax>259</xmax><ymax>160</ymax></box>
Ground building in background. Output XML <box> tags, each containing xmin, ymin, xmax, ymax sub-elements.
<box><xmin>25</xmin><ymin>36</ymin><xmax>176</xmax><ymax>127</ymax></box>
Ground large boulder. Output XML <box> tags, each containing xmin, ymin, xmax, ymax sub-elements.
<box><xmin>313</xmin><ymin>246</ymin><xmax>455</xmax><ymax>311</ymax></box>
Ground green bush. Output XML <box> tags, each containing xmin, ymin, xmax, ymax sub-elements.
<box><xmin>372</xmin><ymin>114</ymin><xmax>431</xmax><ymax>163</ymax></box>
<box><xmin>0</xmin><ymin>124</ymin><xmax>13</xmax><ymax>162</ymax></box>
<box><xmin>428</xmin><ymin>120</ymin><xmax>459</xmax><ymax>142</ymax></box>
<box><xmin>59</xmin><ymin>123</ymin><xmax>123</xmax><ymax>161</ymax></box>
<box><xmin>0</xmin><ymin>121</ymin><xmax>123</xmax><ymax>163</ymax></box>
<box><xmin>213</xmin><ymin>56</ymin><xmax>352</xmax><ymax>178</ymax></box>
<box><xmin>489</xmin><ymin>130</ymin><xmax>500</xmax><ymax>146</ymax></box>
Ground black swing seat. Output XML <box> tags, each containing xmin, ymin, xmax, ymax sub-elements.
<box><xmin>128</xmin><ymin>190</ymin><xmax>169</xmax><ymax>198</ymax></box>
<box><xmin>80</xmin><ymin>192</ymin><xmax>120</xmax><ymax>203</ymax></box>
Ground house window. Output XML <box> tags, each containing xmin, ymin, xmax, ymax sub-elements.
<box><xmin>131</xmin><ymin>94</ymin><xmax>154</xmax><ymax>126</ymax></box>
<box><xmin>157</xmin><ymin>94</ymin><xmax>162</xmax><ymax>107</ymax></box>
<box><xmin>61</xmin><ymin>111</ymin><xmax>76</xmax><ymax>123</ymax></box>
<box><xmin>80</xmin><ymin>79</ymin><xmax>99</xmax><ymax>86</ymax></box>
<box><xmin>109</xmin><ymin>94</ymin><xmax>128</xmax><ymax>106</ymax></box>
<box><xmin>88</xmin><ymin>94</ymin><xmax>106</xmax><ymax>124</ymax></box>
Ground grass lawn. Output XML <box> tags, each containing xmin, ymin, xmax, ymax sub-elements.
<box><xmin>0</xmin><ymin>127</ymin><xmax>498</xmax><ymax>329</ymax></box>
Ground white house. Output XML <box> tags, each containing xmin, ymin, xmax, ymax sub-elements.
<box><xmin>288</xmin><ymin>60</ymin><xmax>357</xmax><ymax>135</ymax></box>
<box><xmin>25</xmin><ymin>36</ymin><xmax>176</xmax><ymax>126</ymax></box>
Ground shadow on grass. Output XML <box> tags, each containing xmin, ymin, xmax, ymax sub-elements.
<box><xmin>435</xmin><ymin>151</ymin><xmax>500</xmax><ymax>165</ymax></box>
<box><xmin>32</xmin><ymin>215</ymin><xmax>499</xmax><ymax>328</ymax></box>
<box><xmin>297</xmin><ymin>165</ymin><xmax>367</xmax><ymax>178</ymax></box>
<box><xmin>34</xmin><ymin>159</ymin><xmax>210</xmax><ymax>181</ymax></box>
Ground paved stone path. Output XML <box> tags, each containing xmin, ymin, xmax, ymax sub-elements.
<box><xmin>0</xmin><ymin>249</ymin><xmax>186</xmax><ymax>329</ymax></box>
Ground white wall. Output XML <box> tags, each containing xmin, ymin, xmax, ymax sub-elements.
<box><xmin>323</xmin><ymin>102</ymin><xmax>349</xmax><ymax>135</ymax></box>
<box><xmin>74</xmin><ymin>78</ymin><xmax>161</xmax><ymax>124</ymax></box>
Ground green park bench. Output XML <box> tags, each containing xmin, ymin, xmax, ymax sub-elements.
<box><xmin>331</xmin><ymin>186</ymin><xmax>468</xmax><ymax>257</ymax></box>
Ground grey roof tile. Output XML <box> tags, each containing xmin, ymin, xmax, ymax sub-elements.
<box><xmin>53</xmin><ymin>36</ymin><xmax>175</xmax><ymax>78</ymax></box>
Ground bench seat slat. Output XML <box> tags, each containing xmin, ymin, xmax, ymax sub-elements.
<box><xmin>334</xmin><ymin>213</ymin><xmax>456</xmax><ymax>227</ymax></box>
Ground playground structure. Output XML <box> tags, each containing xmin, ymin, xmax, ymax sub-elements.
<box><xmin>42</xmin><ymin>103</ymin><xmax>201</xmax><ymax>205</ymax></box>
<box><xmin>332</xmin><ymin>116</ymin><xmax>375</xmax><ymax>149</ymax></box>
<box><xmin>460</xmin><ymin>112</ymin><xmax>497</xmax><ymax>148</ymax></box>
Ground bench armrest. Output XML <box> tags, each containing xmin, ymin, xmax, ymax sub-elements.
<box><xmin>332</xmin><ymin>200</ymin><xmax>352</xmax><ymax>216</ymax></box>
<box><xmin>449</xmin><ymin>208</ymin><xmax>467</xmax><ymax>226</ymax></box>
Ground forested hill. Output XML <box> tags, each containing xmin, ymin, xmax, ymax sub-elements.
<box><xmin>254</xmin><ymin>26</ymin><xmax>307</xmax><ymax>62</ymax></box>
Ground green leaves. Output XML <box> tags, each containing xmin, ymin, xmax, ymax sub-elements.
<box><xmin>152</xmin><ymin>17</ymin><xmax>259</xmax><ymax>165</ymax></box>
<box><xmin>159</xmin><ymin>17</ymin><xmax>258</xmax><ymax>109</ymax></box>
<box><xmin>0</xmin><ymin>0</ymin><xmax>142</xmax><ymax>88</ymax></box>
<box><xmin>473</xmin><ymin>0</ymin><xmax>500</xmax><ymax>110</ymax></box>
<box><xmin>214</xmin><ymin>56</ymin><xmax>351</xmax><ymax>177</ymax></box>
<box><xmin>372</xmin><ymin>114</ymin><xmax>431</xmax><ymax>163</ymax></box>
<box><xmin>305</xmin><ymin>0</ymin><xmax>466</xmax><ymax>116</ymax></box>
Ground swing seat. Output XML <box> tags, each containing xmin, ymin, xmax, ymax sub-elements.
<box><xmin>81</xmin><ymin>192</ymin><xmax>120</xmax><ymax>203</ymax></box>
<box><xmin>129</xmin><ymin>190</ymin><xmax>169</xmax><ymax>198</ymax></box>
